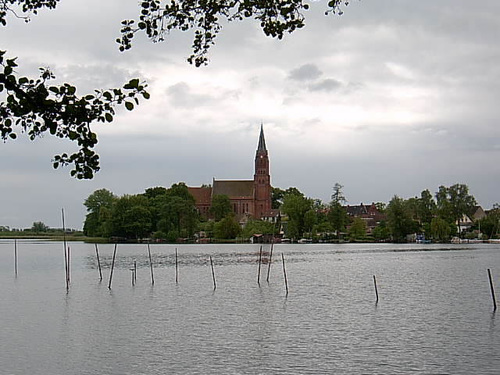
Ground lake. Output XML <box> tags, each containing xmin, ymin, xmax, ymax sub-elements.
<box><xmin>1</xmin><ymin>240</ymin><xmax>499</xmax><ymax>374</ymax></box>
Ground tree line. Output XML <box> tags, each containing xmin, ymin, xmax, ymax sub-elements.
<box><xmin>275</xmin><ymin>183</ymin><xmax>496</xmax><ymax>243</ymax></box>
<box><xmin>82</xmin><ymin>182</ymin><xmax>497</xmax><ymax>243</ymax></box>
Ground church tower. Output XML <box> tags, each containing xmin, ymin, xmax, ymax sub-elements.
<box><xmin>253</xmin><ymin>124</ymin><xmax>272</xmax><ymax>219</ymax></box>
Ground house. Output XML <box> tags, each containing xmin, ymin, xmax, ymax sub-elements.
<box><xmin>345</xmin><ymin>202</ymin><xmax>386</xmax><ymax>233</ymax></box>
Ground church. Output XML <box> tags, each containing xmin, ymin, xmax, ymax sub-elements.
<box><xmin>188</xmin><ymin>125</ymin><xmax>274</xmax><ymax>221</ymax></box>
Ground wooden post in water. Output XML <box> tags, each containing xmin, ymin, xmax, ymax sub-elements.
<box><xmin>95</xmin><ymin>244</ymin><xmax>103</xmax><ymax>281</ymax></box>
<box><xmin>134</xmin><ymin>260</ymin><xmax>137</xmax><ymax>284</ymax></box>
<box><xmin>175</xmin><ymin>248</ymin><xmax>179</xmax><ymax>284</ymax></box>
<box><xmin>257</xmin><ymin>245</ymin><xmax>263</xmax><ymax>285</ymax></box>
<box><xmin>147</xmin><ymin>243</ymin><xmax>154</xmax><ymax>285</ymax></box>
<box><xmin>131</xmin><ymin>267</ymin><xmax>135</xmax><ymax>286</ymax></box>
<box><xmin>373</xmin><ymin>275</ymin><xmax>379</xmax><ymax>304</ymax></box>
<box><xmin>210</xmin><ymin>256</ymin><xmax>217</xmax><ymax>290</ymax></box>
<box><xmin>14</xmin><ymin>239</ymin><xmax>18</xmax><ymax>277</ymax></box>
<box><xmin>488</xmin><ymin>269</ymin><xmax>497</xmax><ymax>311</ymax></box>
<box><xmin>266</xmin><ymin>242</ymin><xmax>274</xmax><ymax>283</ymax></box>
<box><xmin>67</xmin><ymin>246</ymin><xmax>71</xmax><ymax>286</ymax></box>
<box><xmin>281</xmin><ymin>253</ymin><xmax>289</xmax><ymax>296</ymax></box>
<box><xmin>62</xmin><ymin>208</ymin><xmax>69</xmax><ymax>290</ymax></box>
<box><xmin>108</xmin><ymin>243</ymin><xmax>118</xmax><ymax>289</ymax></box>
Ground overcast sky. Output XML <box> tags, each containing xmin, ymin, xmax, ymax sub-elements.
<box><xmin>1</xmin><ymin>0</ymin><xmax>500</xmax><ymax>229</ymax></box>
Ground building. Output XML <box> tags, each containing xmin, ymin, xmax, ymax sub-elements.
<box><xmin>345</xmin><ymin>202</ymin><xmax>386</xmax><ymax>233</ymax></box>
<box><xmin>188</xmin><ymin>125</ymin><xmax>273</xmax><ymax>221</ymax></box>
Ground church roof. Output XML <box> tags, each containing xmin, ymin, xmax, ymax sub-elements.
<box><xmin>257</xmin><ymin>124</ymin><xmax>267</xmax><ymax>152</ymax></box>
<box><xmin>213</xmin><ymin>180</ymin><xmax>254</xmax><ymax>198</ymax></box>
<box><xmin>187</xmin><ymin>187</ymin><xmax>212</xmax><ymax>205</ymax></box>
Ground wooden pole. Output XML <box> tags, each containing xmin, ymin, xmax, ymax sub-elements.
<box><xmin>373</xmin><ymin>275</ymin><xmax>379</xmax><ymax>304</ymax></box>
<box><xmin>134</xmin><ymin>260</ymin><xmax>137</xmax><ymax>283</ymax></box>
<box><xmin>62</xmin><ymin>208</ymin><xmax>69</xmax><ymax>290</ymax></box>
<box><xmin>14</xmin><ymin>239</ymin><xmax>18</xmax><ymax>277</ymax></box>
<box><xmin>266</xmin><ymin>242</ymin><xmax>274</xmax><ymax>283</ymax></box>
<box><xmin>67</xmin><ymin>246</ymin><xmax>71</xmax><ymax>285</ymax></box>
<box><xmin>210</xmin><ymin>256</ymin><xmax>217</xmax><ymax>290</ymax></box>
<box><xmin>108</xmin><ymin>243</ymin><xmax>117</xmax><ymax>289</ymax></box>
<box><xmin>257</xmin><ymin>245</ymin><xmax>263</xmax><ymax>285</ymax></box>
<box><xmin>95</xmin><ymin>243</ymin><xmax>103</xmax><ymax>281</ymax></box>
<box><xmin>131</xmin><ymin>268</ymin><xmax>135</xmax><ymax>286</ymax></box>
<box><xmin>147</xmin><ymin>243</ymin><xmax>154</xmax><ymax>285</ymax></box>
<box><xmin>175</xmin><ymin>248</ymin><xmax>179</xmax><ymax>284</ymax></box>
<box><xmin>281</xmin><ymin>253</ymin><xmax>288</xmax><ymax>296</ymax></box>
<box><xmin>488</xmin><ymin>269</ymin><xmax>497</xmax><ymax>311</ymax></box>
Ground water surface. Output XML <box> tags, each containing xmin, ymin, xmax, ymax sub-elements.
<box><xmin>1</xmin><ymin>241</ymin><xmax>499</xmax><ymax>374</ymax></box>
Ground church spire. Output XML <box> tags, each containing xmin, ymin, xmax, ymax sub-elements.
<box><xmin>257</xmin><ymin>123</ymin><xmax>267</xmax><ymax>152</ymax></box>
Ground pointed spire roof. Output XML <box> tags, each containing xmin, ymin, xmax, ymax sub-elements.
<box><xmin>257</xmin><ymin>123</ymin><xmax>267</xmax><ymax>152</ymax></box>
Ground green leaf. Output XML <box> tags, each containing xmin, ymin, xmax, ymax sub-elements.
<box><xmin>125</xmin><ymin>102</ymin><xmax>134</xmax><ymax>111</ymax></box>
<box><xmin>105</xmin><ymin>113</ymin><xmax>113</xmax><ymax>122</ymax></box>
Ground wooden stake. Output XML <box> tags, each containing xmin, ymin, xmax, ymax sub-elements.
<box><xmin>67</xmin><ymin>246</ymin><xmax>71</xmax><ymax>286</ymax></box>
<box><xmin>134</xmin><ymin>260</ymin><xmax>137</xmax><ymax>283</ymax></box>
<box><xmin>147</xmin><ymin>243</ymin><xmax>154</xmax><ymax>285</ymax></box>
<box><xmin>95</xmin><ymin>243</ymin><xmax>103</xmax><ymax>281</ymax></box>
<box><xmin>488</xmin><ymin>269</ymin><xmax>497</xmax><ymax>311</ymax></box>
<box><xmin>108</xmin><ymin>243</ymin><xmax>117</xmax><ymax>289</ymax></box>
<box><xmin>210</xmin><ymin>256</ymin><xmax>217</xmax><ymax>290</ymax></box>
<box><xmin>175</xmin><ymin>248</ymin><xmax>179</xmax><ymax>284</ymax></box>
<box><xmin>266</xmin><ymin>242</ymin><xmax>274</xmax><ymax>283</ymax></box>
<box><xmin>281</xmin><ymin>253</ymin><xmax>289</xmax><ymax>296</ymax></box>
<box><xmin>62</xmin><ymin>208</ymin><xmax>69</xmax><ymax>290</ymax></box>
<box><xmin>373</xmin><ymin>275</ymin><xmax>379</xmax><ymax>304</ymax></box>
<box><xmin>14</xmin><ymin>239</ymin><xmax>18</xmax><ymax>277</ymax></box>
<box><xmin>257</xmin><ymin>245</ymin><xmax>263</xmax><ymax>285</ymax></box>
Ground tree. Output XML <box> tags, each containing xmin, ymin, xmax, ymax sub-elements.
<box><xmin>119</xmin><ymin>0</ymin><xmax>348</xmax><ymax>66</ymax></box>
<box><xmin>84</xmin><ymin>188</ymin><xmax>116</xmax><ymax>214</ymax></box>
<box><xmin>281</xmin><ymin>191</ymin><xmax>313</xmax><ymax>240</ymax></box>
<box><xmin>110</xmin><ymin>194</ymin><xmax>152</xmax><ymax>239</ymax></box>
<box><xmin>83</xmin><ymin>189</ymin><xmax>116</xmax><ymax>237</ymax></box>
<box><xmin>348</xmin><ymin>217</ymin><xmax>366</xmax><ymax>241</ymax></box>
<box><xmin>271</xmin><ymin>187</ymin><xmax>286</xmax><ymax>209</ymax></box>
<box><xmin>372</xmin><ymin>221</ymin><xmax>390</xmax><ymax>242</ymax></box>
<box><xmin>2</xmin><ymin>0</ymin><xmax>348</xmax><ymax>177</ymax></box>
<box><xmin>303</xmin><ymin>209</ymin><xmax>317</xmax><ymax>237</ymax></box>
<box><xmin>331</xmin><ymin>183</ymin><xmax>346</xmax><ymax>205</ymax></box>
<box><xmin>31</xmin><ymin>221</ymin><xmax>48</xmax><ymax>233</ymax></box>
<box><xmin>328</xmin><ymin>182</ymin><xmax>348</xmax><ymax>238</ymax></box>
<box><xmin>0</xmin><ymin>52</ymin><xmax>149</xmax><ymax>179</ymax></box>
<box><xmin>242</xmin><ymin>219</ymin><xmax>275</xmax><ymax>239</ymax></box>
<box><xmin>430</xmin><ymin>217</ymin><xmax>451</xmax><ymax>242</ymax></box>
<box><xmin>214</xmin><ymin>213</ymin><xmax>241</xmax><ymax>239</ymax></box>
<box><xmin>476</xmin><ymin>204</ymin><xmax>500</xmax><ymax>239</ymax></box>
<box><xmin>210</xmin><ymin>194</ymin><xmax>232</xmax><ymax>221</ymax></box>
<box><xmin>386</xmin><ymin>195</ymin><xmax>417</xmax><ymax>242</ymax></box>
<box><xmin>435</xmin><ymin>184</ymin><xmax>477</xmax><ymax>234</ymax></box>
<box><xmin>150</xmin><ymin>185</ymin><xmax>198</xmax><ymax>239</ymax></box>
<box><xmin>1</xmin><ymin>2</ymin><xmax>148</xmax><ymax>178</ymax></box>
<box><xmin>417</xmin><ymin>189</ymin><xmax>436</xmax><ymax>225</ymax></box>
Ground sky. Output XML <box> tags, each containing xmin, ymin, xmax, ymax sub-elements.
<box><xmin>1</xmin><ymin>0</ymin><xmax>500</xmax><ymax>229</ymax></box>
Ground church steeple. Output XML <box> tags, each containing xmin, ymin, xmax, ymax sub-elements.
<box><xmin>254</xmin><ymin>124</ymin><xmax>271</xmax><ymax>219</ymax></box>
<box><xmin>257</xmin><ymin>123</ymin><xmax>267</xmax><ymax>152</ymax></box>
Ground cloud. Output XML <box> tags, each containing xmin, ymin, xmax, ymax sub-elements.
<box><xmin>288</xmin><ymin>63</ymin><xmax>323</xmax><ymax>81</ymax></box>
<box><xmin>308</xmin><ymin>78</ymin><xmax>343</xmax><ymax>92</ymax></box>
<box><xmin>3</xmin><ymin>0</ymin><xmax>500</xmax><ymax>229</ymax></box>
